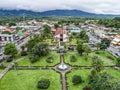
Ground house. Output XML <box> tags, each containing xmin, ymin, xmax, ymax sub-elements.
<box><xmin>70</xmin><ymin>27</ymin><xmax>81</xmax><ymax>33</ymax></box>
<box><xmin>54</xmin><ymin>28</ymin><xmax>69</xmax><ymax>43</ymax></box>
<box><xmin>111</xmin><ymin>35</ymin><xmax>120</xmax><ymax>46</ymax></box>
<box><xmin>0</xmin><ymin>26</ymin><xmax>16</xmax><ymax>33</ymax></box>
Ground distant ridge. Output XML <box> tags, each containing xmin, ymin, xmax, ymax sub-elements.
<box><xmin>0</xmin><ymin>9</ymin><xmax>120</xmax><ymax>18</ymax></box>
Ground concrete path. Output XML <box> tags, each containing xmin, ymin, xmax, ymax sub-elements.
<box><xmin>0</xmin><ymin>57</ymin><xmax>25</xmax><ymax>80</ymax></box>
<box><xmin>0</xmin><ymin>51</ymin><xmax>120</xmax><ymax>90</ymax></box>
<box><xmin>54</xmin><ymin>53</ymin><xmax>72</xmax><ymax>90</ymax></box>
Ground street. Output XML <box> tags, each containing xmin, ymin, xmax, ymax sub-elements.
<box><xmin>86</xmin><ymin>31</ymin><xmax>120</xmax><ymax>57</ymax></box>
<box><xmin>0</xmin><ymin>29</ymin><xmax>41</xmax><ymax>59</ymax></box>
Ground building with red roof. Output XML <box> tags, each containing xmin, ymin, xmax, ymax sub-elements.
<box><xmin>54</xmin><ymin>28</ymin><xmax>69</xmax><ymax>43</ymax></box>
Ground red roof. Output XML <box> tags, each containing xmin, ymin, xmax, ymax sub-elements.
<box><xmin>55</xmin><ymin>28</ymin><xmax>63</xmax><ymax>36</ymax></box>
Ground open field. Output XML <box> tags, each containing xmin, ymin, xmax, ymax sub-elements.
<box><xmin>18</xmin><ymin>51</ymin><xmax>60</xmax><ymax>66</ymax></box>
<box><xmin>64</xmin><ymin>51</ymin><xmax>112</xmax><ymax>66</ymax></box>
<box><xmin>0</xmin><ymin>70</ymin><xmax>61</xmax><ymax>90</ymax></box>
<box><xmin>66</xmin><ymin>69</ymin><xmax>120</xmax><ymax>90</ymax></box>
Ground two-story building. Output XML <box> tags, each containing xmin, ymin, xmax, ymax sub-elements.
<box><xmin>54</xmin><ymin>28</ymin><xmax>69</xmax><ymax>43</ymax></box>
<box><xmin>0</xmin><ymin>34</ymin><xmax>17</xmax><ymax>46</ymax></box>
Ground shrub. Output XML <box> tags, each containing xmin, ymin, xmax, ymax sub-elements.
<box><xmin>0</xmin><ymin>63</ymin><xmax>5</xmax><ymax>68</ymax></box>
<box><xmin>21</xmin><ymin>51</ymin><xmax>27</xmax><ymax>56</ymax></box>
<box><xmin>29</xmin><ymin>55</ymin><xmax>39</xmax><ymax>63</ymax></box>
<box><xmin>72</xmin><ymin>75</ymin><xmax>83</xmax><ymax>85</ymax></box>
<box><xmin>63</xmin><ymin>50</ymin><xmax>67</xmax><ymax>53</ymax></box>
<box><xmin>46</xmin><ymin>56</ymin><xmax>54</xmax><ymax>63</ymax></box>
<box><xmin>68</xmin><ymin>47</ymin><xmax>74</xmax><ymax>51</ymax></box>
<box><xmin>84</xmin><ymin>57</ymin><xmax>88</xmax><ymax>61</ymax></box>
<box><xmin>106</xmin><ymin>55</ymin><xmax>115</xmax><ymax>60</ymax></box>
<box><xmin>70</xmin><ymin>55</ymin><xmax>77</xmax><ymax>62</ymax></box>
<box><xmin>37</xmin><ymin>79</ymin><xmax>50</xmax><ymax>89</ymax></box>
<box><xmin>6</xmin><ymin>58</ymin><xmax>12</xmax><ymax>62</ymax></box>
<box><xmin>83</xmin><ymin>86</ymin><xmax>91</xmax><ymax>90</ymax></box>
<box><xmin>57</xmin><ymin>50</ymin><xmax>60</xmax><ymax>53</ymax></box>
<box><xmin>95</xmin><ymin>51</ymin><xmax>100</xmax><ymax>54</ymax></box>
<box><xmin>6</xmin><ymin>57</ymin><xmax>13</xmax><ymax>62</ymax></box>
<box><xmin>116</xmin><ymin>57</ymin><xmax>120</xmax><ymax>66</ymax></box>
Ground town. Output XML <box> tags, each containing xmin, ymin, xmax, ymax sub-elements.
<box><xmin>0</xmin><ymin>17</ymin><xmax>120</xmax><ymax>90</ymax></box>
<box><xmin>0</xmin><ymin>18</ymin><xmax>120</xmax><ymax>58</ymax></box>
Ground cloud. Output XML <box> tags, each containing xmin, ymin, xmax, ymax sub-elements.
<box><xmin>0</xmin><ymin>0</ymin><xmax>120</xmax><ymax>14</ymax></box>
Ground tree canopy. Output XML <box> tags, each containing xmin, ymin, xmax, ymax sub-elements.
<box><xmin>77</xmin><ymin>42</ymin><xmax>84</xmax><ymax>56</ymax></box>
<box><xmin>79</xmin><ymin>30</ymin><xmax>89</xmax><ymax>43</ymax></box>
<box><xmin>90</xmin><ymin>72</ymin><xmax>120</xmax><ymax>90</ymax></box>
<box><xmin>29</xmin><ymin>42</ymin><xmax>49</xmax><ymax>63</ymax></box>
<box><xmin>4</xmin><ymin>43</ymin><xmax>18</xmax><ymax>57</ymax></box>
<box><xmin>100</xmin><ymin>38</ymin><xmax>110</xmax><ymax>50</ymax></box>
<box><xmin>92</xmin><ymin>56</ymin><xmax>104</xmax><ymax>72</ymax></box>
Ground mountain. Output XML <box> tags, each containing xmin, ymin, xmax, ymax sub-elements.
<box><xmin>0</xmin><ymin>9</ymin><xmax>119</xmax><ymax>18</ymax></box>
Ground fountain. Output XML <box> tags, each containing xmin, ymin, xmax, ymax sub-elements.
<box><xmin>58</xmin><ymin>64</ymin><xmax>68</xmax><ymax>70</ymax></box>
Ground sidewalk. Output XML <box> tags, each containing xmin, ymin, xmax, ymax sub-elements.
<box><xmin>0</xmin><ymin>57</ymin><xmax>25</xmax><ymax>80</ymax></box>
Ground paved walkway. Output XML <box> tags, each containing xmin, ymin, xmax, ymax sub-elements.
<box><xmin>54</xmin><ymin>53</ymin><xmax>72</xmax><ymax>90</ymax></box>
<box><xmin>0</xmin><ymin>50</ymin><xmax>120</xmax><ymax>90</ymax></box>
<box><xmin>0</xmin><ymin>57</ymin><xmax>25</xmax><ymax>80</ymax></box>
<box><xmin>98</xmin><ymin>55</ymin><xmax>120</xmax><ymax>71</ymax></box>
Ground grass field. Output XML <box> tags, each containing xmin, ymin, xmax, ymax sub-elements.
<box><xmin>64</xmin><ymin>51</ymin><xmax>112</xmax><ymax>66</ymax></box>
<box><xmin>66</xmin><ymin>39</ymin><xmax>77</xmax><ymax>45</ymax></box>
<box><xmin>0</xmin><ymin>70</ymin><xmax>61</xmax><ymax>90</ymax></box>
<box><xmin>44</xmin><ymin>39</ymin><xmax>53</xmax><ymax>45</ymax></box>
<box><xmin>66</xmin><ymin>69</ymin><xmax>120</xmax><ymax>90</ymax></box>
<box><xmin>93</xmin><ymin>50</ymin><xmax>117</xmax><ymax>63</ymax></box>
<box><xmin>0</xmin><ymin>69</ymin><xmax>3</xmax><ymax>73</ymax></box>
<box><xmin>18</xmin><ymin>51</ymin><xmax>60</xmax><ymax>66</ymax></box>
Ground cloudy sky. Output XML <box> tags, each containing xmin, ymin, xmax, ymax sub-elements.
<box><xmin>0</xmin><ymin>0</ymin><xmax>120</xmax><ymax>15</ymax></box>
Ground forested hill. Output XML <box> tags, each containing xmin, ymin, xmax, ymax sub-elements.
<box><xmin>0</xmin><ymin>9</ymin><xmax>120</xmax><ymax>18</ymax></box>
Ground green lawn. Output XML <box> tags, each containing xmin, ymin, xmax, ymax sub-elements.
<box><xmin>44</xmin><ymin>39</ymin><xmax>59</xmax><ymax>46</ymax></box>
<box><xmin>44</xmin><ymin>39</ymin><xmax>53</xmax><ymax>45</ymax></box>
<box><xmin>0</xmin><ymin>69</ymin><xmax>3</xmax><ymax>73</ymax></box>
<box><xmin>66</xmin><ymin>69</ymin><xmax>120</xmax><ymax>90</ymax></box>
<box><xmin>18</xmin><ymin>51</ymin><xmax>60</xmax><ymax>66</ymax></box>
<box><xmin>1</xmin><ymin>52</ymin><xmax>22</xmax><ymax>67</ymax></box>
<box><xmin>67</xmin><ymin>69</ymin><xmax>91</xmax><ymax>90</ymax></box>
<box><xmin>93</xmin><ymin>50</ymin><xmax>117</xmax><ymax>63</ymax></box>
<box><xmin>66</xmin><ymin>39</ymin><xmax>77</xmax><ymax>45</ymax></box>
<box><xmin>0</xmin><ymin>70</ymin><xmax>61</xmax><ymax>90</ymax></box>
<box><xmin>64</xmin><ymin>51</ymin><xmax>112</xmax><ymax>66</ymax></box>
<box><xmin>102</xmin><ymin>69</ymin><xmax>120</xmax><ymax>78</ymax></box>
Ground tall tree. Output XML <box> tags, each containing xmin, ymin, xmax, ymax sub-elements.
<box><xmin>43</xmin><ymin>24</ymin><xmax>51</xmax><ymax>34</ymax></box>
<box><xmin>77</xmin><ymin>42</ymin><xmax>84</xmax><ymax>56</ymax></box>
<box><xmin>54</xmin><ymin>23</ymin><xmax>59</xmax><ymax>29</ymax></box>
<box><xmin>29</xmin><ymin>42</ymin><xmax>49</xmax><ymax>63</ymax></box>
<box><xmin>79</xmin><ymin>30</ymin><xmax>89</xmax><ymax>43</ymax></box>
<box><xmin>43</xmin><ymin>24</ymin><xmax>52</xmax><ymax>38</ymax></box>
<box><xmin>26</xmin><ymin>35</ymin><xmax>41</xmax><ymax>52</ymax></box>
<box><xmin>32</xmin><ymin>42</ymin><xmax>49</xmax><ymax>56</ymax></box>
<box><xmin>4</xmin><ymin>43</ymin><xmax>18</xmax><ymax>58</ymax></box>
<box><xmin>92</xmin><ymin>56</ymin><xmax>104</xmax><ymax>73</ymax></box>
<box><xmin>100</xmin><ymin>38</ymin><xmax>110</xmax><ymax>50</ymax></box>
<box><xmin>90</xmin><ymin>72</ymin><xmax>120</xmax><ymax>90</ymax></box>
<box><xmin>79</xmin><ymin>30</ymin><xmax>86</xmax><ymax>39</ymax></box>
<box><xmin>88</xmin><ymin>69</ymin><xmax>98</xmax><ymax>84</ymax></box>
<box><xmin>9</xmin><ymin>22</ymin><xmax>16</xmax><ymax>27</ymax></box>
<box><xmin>83</xmin><ymin>44</ymin><xmax>91</xmax><ymax>55</ymax></box>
